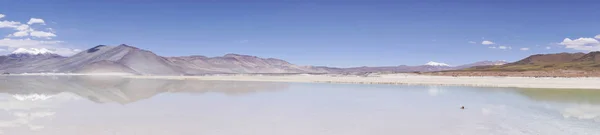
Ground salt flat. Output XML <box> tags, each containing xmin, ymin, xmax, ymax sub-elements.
<box><xmin>8</xmin><ymin>73</ymin><xmax>600</xmax><ymax>89</ymax></box>
<box><xmin>123</xmin><ymin>73</ymin><xmax>600</xmax><ymax>89</ymax></box>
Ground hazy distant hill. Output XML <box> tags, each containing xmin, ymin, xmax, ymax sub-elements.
<box><xmin>0</xmin><ymin>44</ymin><xmax>327</xmax><ymax>75</ymax></box>
<box><xmin>23</xmin><ymin>45</ymin><xmax>183</xmax><ymax>75</ymax></box>
<box><xmin>454</xmin><ymin>60</ymin><xmax>508</xmax><ymax>69</ymax></box>
<box><xmin>0</xmin><ymin>48</ymin><xmax>66</xmax><ymax>73</ymax></box>
<box><xmin>0</xmin><ymin>44</ymin><xmax>508</xmax><ymax>75</ymax></box>
<box><xmin>167</xmin><ymin>54</ymin><xmax>328</xmax><ymax>74</ymax></box>
<box><xmin>317</xmin><ymin>60</ymin><xmax>508</xmax><ymax>74</ymax></box>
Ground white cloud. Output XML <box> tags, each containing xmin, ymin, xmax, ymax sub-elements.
<box><xmin>482</xmin><ymin>40</ymin><xmax>495</xmax><ymax>45</ymax></box>
<box><xmin>560</xmin><ymin>38</ymin><xmax>600</xmax><ymax>51</ymax></box>
<box><xmin>15</xmin><ymin>24</ymin><xmax>29</xmax><ymax>31</ymax></box>
<box><xmin>30</xmin><ymin>30</ymin><xmax>56</xmax><ymax>38</ymax></box>
<box><xmin>0</xmin><ymin>21</ymin><xmax>21</xmax><ymax>28</ymax></box>
<box><xmin>468</xmin><ymin>41</ymin><xmax>476</xmax><ymax>44</ymax></box>
<box><xmin>520</xmin><ymin>48</ymin><xmax>529</xmax><ymax>51</ymax></box>
<box><xmin>1</xmin><ymin>23</ymin><xmax>32</xmax><ymax>37</ymax></box>
<box><xmin>546</xmin><ymin>46</ymin><xmax>551</xmax><ymax>50</ymax></box>
<box><xmin>0</xmin><ymin>14</ymin><xmax>5</xmax><ymax>19</ymax></box>
<box><xmin>27</xmin><ymin>18</ymin><xmax>45</xmax><ymax>25</ymax></box>
<box><xmin>9</xmin><ymin>31</ymin><xmax>29</xmax><ymax>37</ymax></box>
<box><xmin>5</xmin><ymin>24</ymin><xmax>56</xmax><ymax>39</ymax></box>
<box><xmin>488</xmin><ymin>46</ymin><xmax>496</xmax><ymax>49</ymax></box>
<box><xmin>0</xmin><ymin>38</ymin><xmax>63</xmax><ymax>48</ymax></box>
<box><xmin>595</xmin><ymin>34</ymin><xmax>600</xmax><ymax>39</ymax></box>
<box><xmin>498</xmin><ymin>46</ymin><xmax>508</xmax><ymax>49</ymax></box>
<box><xmin>1</xmin><ymin>15</ymin><xmax>56</xmax><ymax>39</ymax></box>
<box><xmin>0</xmin><ymin>14</ymin><xmax>79</xmax><ymax>56</ymax></box>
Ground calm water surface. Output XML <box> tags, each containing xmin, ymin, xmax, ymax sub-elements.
<box><xmin>0</xmin><ymin>76</ymin><xmax>598</xmax><ymax>135</ymax></box>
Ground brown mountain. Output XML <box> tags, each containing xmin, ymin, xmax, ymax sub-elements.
<box><xmin>574</xmin><ymin>51</ymin><xmax>600</xmax><ymax>63</ymax></box>
<box><xmin>431</xmin><ymin>52</ymin><xmax>600</xmax><ymax>77</ymax></box>
<box><xmin>507</xmin><ymin>52</ymin><xmax>585</xmax><ymax>65</ymax></box>
<box><xmin>466</xmin><ymin>51</ymin><xmax>600</xmax><ymax>71</ymax></box>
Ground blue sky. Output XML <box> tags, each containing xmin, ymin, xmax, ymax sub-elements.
<box><xmin>1</xmin><ymin>0</ymin><xmax>599</xmax><ymax>67</ymax></box>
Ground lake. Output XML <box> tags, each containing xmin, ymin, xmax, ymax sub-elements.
<box><xmin>0</xmin><ymin>76</ymin><xmax>598</xmax><ymax>135</ymax></box>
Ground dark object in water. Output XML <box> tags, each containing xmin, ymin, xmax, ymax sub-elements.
<box><xmin>2</xmin><ymin>72</ymin><xmax>8</xmax><ymax>75</ymax></box>
<box><xmin>460</xmin><ymin>106</ymin><xmax>465</xmax><ymax>109</ymax></box>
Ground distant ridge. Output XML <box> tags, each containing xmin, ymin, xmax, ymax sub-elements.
<box><xmin>508</xmin><ymin>53</ymin><xmax>586</xmax><ymax>65</ymax></box>
<box><xmin>462</xmin><ymin>51</ymin><xmax>600</xmax><ymax>72</ymax></box>
<box><xmin>423</xmin><ymin>51</ymin><xmax>600</xmax><ymax>77</ymax></box>
<box><xmin>315</xmin><ymin>60</ymin><xmax>507</xmax><ymax>74</ymax></box>
<box><xmin>574</xmin><ymin>52</ymin><xmax>600</xmax><ymax>63</ymax></box>
<box><xmin>0</xmin><ymin>44</ymin><xmax>326</xmax><ymax>75</ymax></box>
<box><xmin>0</xmin><ymin>44</ymin><xmax>510</xmax><ymax>75</ymax></box>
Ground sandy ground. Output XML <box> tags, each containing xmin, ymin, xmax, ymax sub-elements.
<box><xmin>118</xmin><ymin>73</ymin><xmax>600</xmax><ymax>89</ymax></box>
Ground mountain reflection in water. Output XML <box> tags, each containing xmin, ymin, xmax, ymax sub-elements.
<box><xmin>0</xmin><ymin>76</ymin><xmax>288</xmax><ymax>104</ymax></box>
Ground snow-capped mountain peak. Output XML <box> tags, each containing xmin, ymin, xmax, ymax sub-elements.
<box><xmin>425</xmin><ymin>61</ymin><xmax>450</xmax><ymax>66</ymax></box>
<box><xmin>11</xmin><ymin>48</ymin><xmax>55</xmax><ymax>55</ymax></box>
<box><xmin>492</xmin><ymin>60</ymin><xmax>508</xmax><ymax>65</ymax></box>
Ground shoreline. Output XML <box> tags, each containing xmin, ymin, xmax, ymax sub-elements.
<box><xmin>125</xmin><ymin>74</ymin><xmax>600</xmax><ymax>89</ymax></box>
<box><xmin>4</xmin><ymin>73</ymin><xmax>600</xmax><ymax>89</ymax></box>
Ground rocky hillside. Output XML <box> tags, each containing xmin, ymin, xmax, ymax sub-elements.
<box><xmin>508</xmin><ymin>53</ymin><xmax>586</xmax><ymax>65</ymax></box>
<box><xmin>430</xmin><ymin>52</ymin><xmax>600</xmax><ymax>77</ymax></box>
<box><xmin>464</xmin><ymin>52</ymin><xmax>600</xmax><ymax>72</ymax></box>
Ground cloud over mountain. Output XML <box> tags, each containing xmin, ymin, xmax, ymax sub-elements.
<box><xmin>0</xmin><ymin>13</ymin><xmax>79</xmax><ymax>56</ymax></box>
<box><xmin>560</xmin><ymin>37</ymin><xmax>600</xmax><ymax>51</ymax></box>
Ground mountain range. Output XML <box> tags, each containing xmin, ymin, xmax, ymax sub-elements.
<box><xmin>465</xmin><ymin>52</ymin><xmax>600</xmax><ymax>71</ymax></box>
<box><xmin>423</xmin><ymin>51</ymin><xmax>600</xmax><ymax>77</ymax></box>
<box><xmin>0</xmin><ymin>44</ymin><xmax>507</xmax><ymax>75</ymax></box>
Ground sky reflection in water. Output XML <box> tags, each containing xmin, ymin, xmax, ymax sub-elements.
<box><xmin>0</xmin><ymin>76</ymin><xmax>598</xmax><ymax>135</ymax></box>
